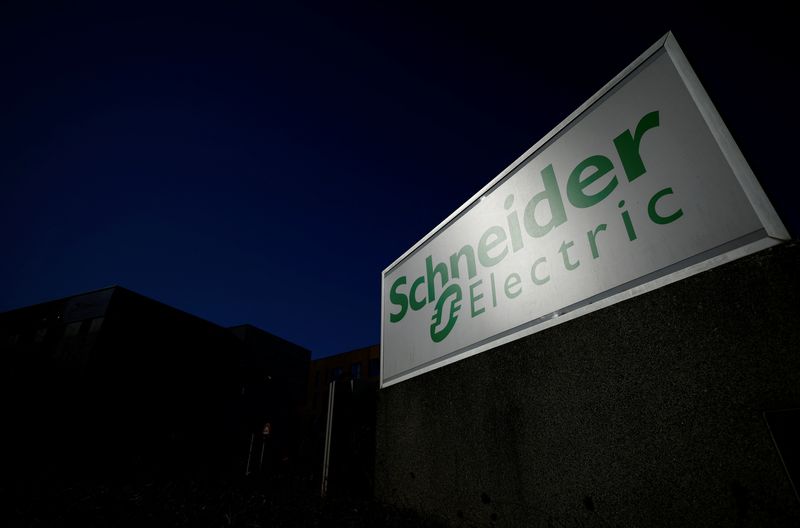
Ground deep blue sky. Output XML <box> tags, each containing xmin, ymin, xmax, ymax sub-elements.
<box><xmin>1</xmin><ymin>2</ymin><xmax>796</xmax><ymax>358</ymax></box>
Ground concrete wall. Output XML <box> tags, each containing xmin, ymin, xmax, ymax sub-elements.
<box><xmin>376</xmin><ymin>242</ymin><xmax>800</xmax><ymax>527</ymax></box>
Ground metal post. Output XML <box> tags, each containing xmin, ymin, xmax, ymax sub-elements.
<box><xmin>321</xmin><ymin>380</ymin><xmax>336</xmax><ymax>497</ymax></box>
<box><xmin>245</xmin><ymin>432</ymin><xmax>255</xmax><ymax>476</ymax></box>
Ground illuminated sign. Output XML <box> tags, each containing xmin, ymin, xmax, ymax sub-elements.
<box><xmin>380</xmin><ymin>33</ymin><xmax>788</xmax><ymax>388</ymax></box>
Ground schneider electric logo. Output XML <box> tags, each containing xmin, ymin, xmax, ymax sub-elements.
<box><xmin>388</xmin><ymin>110</ymin><xmax>684</xmax><ymax>344</ymax></box>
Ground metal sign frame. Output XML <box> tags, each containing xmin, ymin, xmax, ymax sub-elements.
<box><xmin>380</xmin><ymin>32</ymin><xmax>789</xmax><ymax>389</ymax></box>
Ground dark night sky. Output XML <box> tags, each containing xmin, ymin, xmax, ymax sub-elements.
<box><xmin>1</xmin><ymin>1</ymin><xmax>796</xmax><ymax>358</ymax></box>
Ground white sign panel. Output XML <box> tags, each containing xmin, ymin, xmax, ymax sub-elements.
<box><xmin>380</xmin><ymin>33</ymin><xmax>788</xmax><ymax>388</ymax></box>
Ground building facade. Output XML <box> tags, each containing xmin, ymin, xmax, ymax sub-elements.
<box><xmin>302</xmin><ymin>345</ymin><xmax>380</xmax><ymax>496</ymax></box>
<box><xmin>307</xmin><ymin>344</ymin><xmax>380</xmax><ymax>417</ymax></box>
<box><xmin>0</xmin><ymin>286</ymin><xmax>309</xmax><ymax>480</ymax></box>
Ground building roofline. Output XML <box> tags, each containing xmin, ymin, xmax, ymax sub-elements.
<box><xmin>111</xmin><ymin>286</ymin><xmax>234</xmax><ymax>332</ymax></box>
<box><xmin>313</xmin><ymin>343</ymin><xmax>380</xmax><ymax>362</ymax></box>
<box><xmin>228</xmin><ymin>323</ymin><xmax>312</xmax><ymax>355</ymax></box>
<box><xmin>0</xmin><ymin>285</ymin><xmax>120</xmax><ymax>317</ymax></box>
<box><xmin>1</xmin><ymin>286</ymin><xmax>312</xmax><ymax>353</ymax></box>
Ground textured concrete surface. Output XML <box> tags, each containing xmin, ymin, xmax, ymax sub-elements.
<box><xmin>375</xmin><ymin>242</ymin><xmax>800</xmax><ymax>527</ymax></box>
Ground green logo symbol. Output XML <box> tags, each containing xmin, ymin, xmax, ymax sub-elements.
<box><xmin>430</xmin><ymin>283</ymin><xmax>462</xmax><ymax>343</ymax></box>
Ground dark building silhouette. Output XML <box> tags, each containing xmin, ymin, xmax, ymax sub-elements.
<box><xmin>307</xmin><ymin>344</ymin><xmax>380</xmax><ymax>417</ymax></box>
<box><xmin>304</xmin><ymin>345</ymin><xmax>380</xmax><ymax>497</ymax></box>
<box><xmin>0</xmin><ymin>286</ymin><xmax>309</xmax><ymax>481</ymax></box>
<box><xmin>230</xmin><ymin>324</ymin><xmax>311</xmax><ymax>476</ymax></box>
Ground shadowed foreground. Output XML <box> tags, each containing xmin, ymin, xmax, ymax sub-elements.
<box><xmin>4</xmin><ymin>475</ymin><xmax>446</xmax><ymax>528</ymax></box>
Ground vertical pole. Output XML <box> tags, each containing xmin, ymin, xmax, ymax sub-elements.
<box><xmin>245</xmin><ymin>432</ymin><xmax>255</xmax><ymax>476</ymax></box>
<box><xmin>321</xmin><ymin>380</ymin><xmax>336</xmax><ymax>497</ymax></box>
